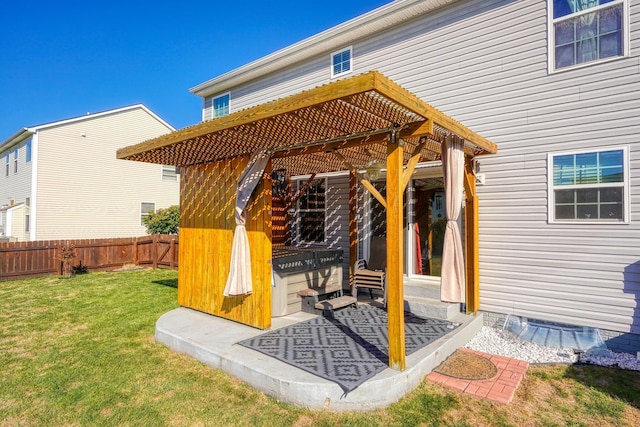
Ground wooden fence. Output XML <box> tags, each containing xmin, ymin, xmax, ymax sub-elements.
<box><xmin>0</xmin><ymin>235</ymin><xmax>178</xmax><ymax>282</ymax></box>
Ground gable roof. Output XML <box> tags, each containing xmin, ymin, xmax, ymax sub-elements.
<box><xmin>190</xmin><ymin>0</ymin><xmax>459</xmax><ymax>98</ymax></box>
<box><xmin>0</xmin><ymin>104</ymin><xmax>174</xmax><ymax>152</ymax></box>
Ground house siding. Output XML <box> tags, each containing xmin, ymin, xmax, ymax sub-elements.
<box><xmin>34</xmin><ymin>107</ymin><xmax>179</xmax><ymax>240</ymax></box>
<box><xmin>292</xmin><ymin>173</ymin><xmax>352</xmax><ymax>285</ymax></box>
<box><xmin>199</xmin><ymin>0</ymin><xmax>640</xmax><ymax>335</ymax></box>
<box><xmin>0</xmin><ymin>139</ymin><xmax>33</xmax><ymax>240</ymax></box>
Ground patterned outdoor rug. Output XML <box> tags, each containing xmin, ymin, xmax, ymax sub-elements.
<box><xmin>238</xmin><ymin>305</ymin><xmax>458</xmax><ymax>393</ymax></box>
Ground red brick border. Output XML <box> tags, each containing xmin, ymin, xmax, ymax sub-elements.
<box><xmin>427</xmin><ymin>348</ymin><xmax>529</xmax><ymax>404</ymax></box>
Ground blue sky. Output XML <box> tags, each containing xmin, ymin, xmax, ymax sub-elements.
<box><xmin>0</xmin><ymin>0</ymin><xmax>389</xmax><ymax>138</ymax></box>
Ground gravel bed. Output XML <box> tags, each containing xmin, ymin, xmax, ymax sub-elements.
<box><xmin>465</xmin><ymin>327</ymin><xmax>640</xmax><ymax>371</ymax></box>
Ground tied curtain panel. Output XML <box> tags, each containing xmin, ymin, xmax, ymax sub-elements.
<box><xmin>224</xmin><ymin>151</ymin><xmax>271</xmax><ymax>297</ymax></box>
<box><xmin>440</xmin><ymin>135</ymin><xmax>466</xmax><ymax>303</ymax></box>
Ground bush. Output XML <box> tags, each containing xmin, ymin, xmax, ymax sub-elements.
<box><xmin>143</xmin><ymin>205</ymin><xmax>179</xmax><ymax>234</ymax></box>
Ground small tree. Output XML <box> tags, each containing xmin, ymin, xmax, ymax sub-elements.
<box><xmin>56</xmin><ymin>241</ymin><xmax>77</xmax><ymax>279</ymax></box>
<box><xmin>142</xmin><ymin>205</ymin><xmax>180</xmax><ymax>234</ymax></box>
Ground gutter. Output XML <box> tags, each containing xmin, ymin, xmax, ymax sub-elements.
<box><xmin>189</xmin><ymin>0</ymin><xmax>458</xmax><ymax>98</ymax></box>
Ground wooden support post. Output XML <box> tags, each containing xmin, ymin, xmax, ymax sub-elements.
<box><xmin>463</xmin><ymin>158</ymin><xmax>479</xmax><ymax>313</ymax></box>
<box><xmin>349</xmin><ymin>172</ymin><xmax>358</xmax><ymax>294</ymax></box>
<box><xmin>152</xmin><ymin>234</ymin><xmax>158</xmax><ymax>269</ymax></box>
<box><xmin>386</xmin><ymin>132</ymin><xmax>406</xmax><ymax>371</ymax></box>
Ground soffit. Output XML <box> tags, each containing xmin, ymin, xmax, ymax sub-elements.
<box><xmin>117</xmin><ymin>71</ymin><xmax>497</xmax><ymax>178</ymax></box>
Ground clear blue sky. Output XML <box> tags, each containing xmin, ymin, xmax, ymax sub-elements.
<box><xmin>0</xmin><ymin>0</ymin><xmax>389</xmax><ymax>138</ymax></box>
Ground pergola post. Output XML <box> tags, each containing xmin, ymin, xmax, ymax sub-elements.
<box><xmin>464</xmin><ymin>157</ymin><xmax>479</xmax><ymax>313</ymax></box>
<box><xmin>349</xmin><ymin>172</ymin><xmax>358</xmax><ymax>294</ymax></box>
<box><xmin>386</xmin><ymin>132</ymin><xmax>406</xmax><ymax>370</ymax></box>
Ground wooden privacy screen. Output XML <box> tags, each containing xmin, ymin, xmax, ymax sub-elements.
<box><xmin>178</xmin><ymin>155</ymin><xmax>272</xmax><ymax>329</ymax></box>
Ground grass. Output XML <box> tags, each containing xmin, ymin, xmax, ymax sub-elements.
<box><xmin>1</xmin><ymin>270</ymin><xmax>639</xmax><ymax>426</ymax></box>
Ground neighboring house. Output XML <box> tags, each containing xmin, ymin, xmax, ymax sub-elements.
<box><xmin>0</xmin><ymin>104</ymin><xmax>179</xmax><ymax>241</ymax></box>
<box><xmin>184</xmin><ymin>0</ymin><xmax>640</xmax><ymax>351</ymax></box>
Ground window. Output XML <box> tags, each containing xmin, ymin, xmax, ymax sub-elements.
<box><xmin>4</xmin><ymin>154</ymin><xmax>8</xmax><ymax>177</ymax></box>
<box><xmin>212</xmin><ymin>93</ymin><xmax>230</xmax><ymax>118</ymax></box>
<box><xmin>141</xmin><ymin>202</ymin><xmax>155</xmax><ymax>225</ymax></box>
<box><xmin>297</xmin><ymin>178</ymin><xmax>326</xmax><ymax>243</ymax></box>
<box><xmin>548</xmin><ymin>147</ymin><xmax>628</xmax><ymax>222</ymax></box>
<box><xmin>331</xmin><ymin>47</ymin><xmax>352</xmax><ymax>78</ymax></box>
<box><xmin>550</xmin><ymin>0</ymin><xmax>626</xmax><ymax>70</ymax></box>
<box><xmin>13</xmin><ymin>149</ymin><xmax>18</xmax><ymax>174</ymax></box>
<box><xmin>162</xmin><ymin>165</ymin><xmax>178</xmax><ymax>181</ymax></box>
<box><xmin>26</xmin><ymin>139</ymin><xmax>31</xmax><ymax>163</ymax></box>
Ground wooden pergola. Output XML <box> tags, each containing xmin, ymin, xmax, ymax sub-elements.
<box><xmin>118</xmin><ymin>71</ymin><xmax>497</xmax><ymax>370</ymax></box>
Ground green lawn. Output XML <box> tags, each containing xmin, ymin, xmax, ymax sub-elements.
<box><xmin>1</xmin><ymin>269</ymin><xmax>639</xmax><ymax>426</ymax></box>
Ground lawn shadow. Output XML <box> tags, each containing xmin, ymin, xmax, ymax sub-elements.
<box><xmin>153</xmin><ymin>279</ymin><xmax>178</xmax><ymax>288</ymax></box>
<box><xmin>562</xmin><ymin>364</ymin><xmax>640</xmax><ymax>409</ymax></box>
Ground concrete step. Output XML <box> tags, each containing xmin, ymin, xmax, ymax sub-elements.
<box><xmin>404</xmin><ymin>282</ymin><xmax>440</xmax><ymax>299</ymax></box>
<box><xmin>404</xmin><ymin>295</ymin><xmax>461</xmax><ymax>321</ymax></box>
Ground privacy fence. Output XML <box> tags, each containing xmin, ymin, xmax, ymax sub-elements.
<box><xmin>0</xmin><ymin>234</ymin><xmax>178</xmax><ymax>282</ymax></box>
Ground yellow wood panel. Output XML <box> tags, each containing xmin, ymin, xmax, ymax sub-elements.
<box><xmin>463</xmin><ymin>159</ymin><xmax>479</xmax><ymax>313</ymax></box>
<box><xmin>177</xmin><ymin>156</ymin><xmax>272</xmax><ymax>329</ymax></box>
<box><xmin>386</xmin><ymin>136</ymin><xmax>406</xmax><ymax>371</ymax></box>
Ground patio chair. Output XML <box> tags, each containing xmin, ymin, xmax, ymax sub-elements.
<box><xmin>353</xmin><ymin>235</ymin><xmax>386</xmax><ymax>306</ymax></box>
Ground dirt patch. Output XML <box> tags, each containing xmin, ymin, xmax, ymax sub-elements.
<box><xmin>434</xmin><ymin>350</ymin><xmax>498</xmax><ymax>380</ymax></box>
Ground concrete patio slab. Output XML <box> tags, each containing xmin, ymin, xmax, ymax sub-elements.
<box><xmin>155</xmin><ymin>307</ymin><xmax>483</xmax><ymax>411</ymax></box>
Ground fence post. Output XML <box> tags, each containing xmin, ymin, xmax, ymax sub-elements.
<box><xmin>169</xmin><ymin>238</ymin><xmax>175</xmax><ymax>270</ymax></box>
<box><xmin>132</xmin><ymin>238</ymin><xmax>138</xmax><ymax>267</ymax></box>
<box><xmin>152</xmin><ymin>234</ymin><xmax>158</xmax><ymax>269</ymax></box>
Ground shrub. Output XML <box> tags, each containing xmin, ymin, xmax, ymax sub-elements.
<box><xmin>143</xmin><ymin>205</ymin><xmax>179</xmax><ymax>234</ymax></box>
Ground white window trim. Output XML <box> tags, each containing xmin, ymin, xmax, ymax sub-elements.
<box><xmin>211</xmin><ymin>92</ymin><xmax>231</xmax><ymax>119</ymax></box>
<box><xmin>330</xmin><ymin>46</ymin><xmax>353</xmax><ymax>79</ymax></box>
<box><xmin>296</xmin><ymin>177</ymin><xmax>327</xmax><ymax>244</ymax></box>
<box><xmin>161</xmin><ymin>164</ymin><xmax>178</xmax><ymax>181</ymax></box>
<box><xmin>547</xmin><ymin>0</ymin><xmax>629</xmax><ymax>74</ymax></box>
<box><xmin>140</xmin><ymin>202</ymin><xmax>155</xmax><ymax>226</ymax></box>
<box><xmin>547</xmin><ymin>145</ymin><xmax>629</xmax><ymax>224</ymax></box>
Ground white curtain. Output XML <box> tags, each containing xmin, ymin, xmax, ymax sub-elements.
<box><xmin>440</xmin><ymin>135</ymin><xmax>466</xmax><ymax>303</ymax></box>
<box><xmin>223</xmin><ymin>150</ymin><xmax>271</xmax><ymax>297</ymax></box>
<box><xmin>568</xmin><ymin>0</ymin><xmax>598</xmax><ymax>63</ymax></box>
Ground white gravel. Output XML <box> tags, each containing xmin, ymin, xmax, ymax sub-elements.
<box><xmin>464</xmin><ymin>326</ymin><xmax>640</xmax><ymax>371</ymax></box>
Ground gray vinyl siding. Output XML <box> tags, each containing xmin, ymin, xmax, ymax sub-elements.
<box><xmin>200</xmin><ymin>0</ymin><xmax>640</xmax><ymax>333</ymax></box>
<box><xmin>292</xmin><ymin>173</ymin><xmax>352</xmax><ymax>286</ymax></box>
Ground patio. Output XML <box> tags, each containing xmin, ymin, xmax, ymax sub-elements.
<box><xmin>155</xmin><ymin>296</ymin><xmax>483</xmax><ymax>411</ymax></box>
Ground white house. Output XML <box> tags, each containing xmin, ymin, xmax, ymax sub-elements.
<box><xmin>0</xmin><ymin>104</ymin><xmax>179</xmax><ymax>241</ymax></box>
<box><xmin>184</xmin><ymin>0</ymin><xmax>640</xmax><ymax>352</ymax></box>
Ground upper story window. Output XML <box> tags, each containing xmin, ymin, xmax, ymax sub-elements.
<box><xmin>331</xmin><ymin>47</ymin><xmax>352</xmax><ymax>78</ymax></box>
<box><xmin>26</xmin><ymin>139</ymin><xmax>32</xmax><ymax>163</ymax></box>
<box><xmin>13</xmin><ymin>149</ymin><xmax>18</xmax><ymax>174</ymax></box>
<box><xmin>550</xmin><ymin>0</ymin><xmax>626</xmax><ymax>71</ymax></box>
<box><xmin>161</xmin><ymin>165</ymin><xmax>178</xmax><ymax>181</ymax></box>
<box><xmin>297</xmin><ymin>178</ymin><xmax>326</xmax><ymax>243</ymax></box>
<box><xmin>548</xmin><ymin>147</ymin><xmax>628</xmax><ymax>223</ymax></box>
<box><xmin>5</xmin><ymin>153</ymin><xmax>9</xmax><ymax>177</ymax></box>
<box><xmin>213</xmin><ymin>93</ymin><xmax>230</xmax><ymax>118</ymax></box>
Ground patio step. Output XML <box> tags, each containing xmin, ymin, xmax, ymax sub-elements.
<box><xmin>404</xmin><ymin>295</ymin><xmax>460</xmax><ymax>321</ymax></box>
<box><xmin>403</xmin><ymin>282</ymin><xmax>461</xmax><ymax>321</ymax></box>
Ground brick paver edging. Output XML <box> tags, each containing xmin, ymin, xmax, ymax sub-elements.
<box><xmin>427</xmin><ymin>348</ymin><xmax>529</xmax><ymax>404</ymax></box>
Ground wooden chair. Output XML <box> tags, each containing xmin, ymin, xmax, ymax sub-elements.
<box><xmin>353</xmin><ymin>235</ymin><xmax>386</xmax><ymax>306</ymax></box>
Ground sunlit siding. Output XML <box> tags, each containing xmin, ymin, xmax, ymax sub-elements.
<box><xmin>35</xmin><ymin>107</ymin><xmax>179</xmax><ymax>240</ymax></box>
<box><xmin>199</xmin><ymin>0</ymin><xmax>640</xmax><ymax>333</ymax></box>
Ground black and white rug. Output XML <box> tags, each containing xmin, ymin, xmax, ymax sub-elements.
<box><xmin>238</xmin><ymin>305</ymin><xmax>458</xmax><ymax>393</ymax></box>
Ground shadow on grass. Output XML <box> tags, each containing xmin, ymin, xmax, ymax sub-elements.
<box><xmin>153</xmin><ymin>279</ymin><xmax>178</xmax><ymax>289</ymax></box>
<box><xmin>562</xmin><ymin>364</ymin><xmax>640</xmax><ymax>409</ymax></box>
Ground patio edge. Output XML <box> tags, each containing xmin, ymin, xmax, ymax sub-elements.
<box><xmin>155</xmin><ymin>307</ymin><xmax>483</xmax><ymax>411</ymax></box>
